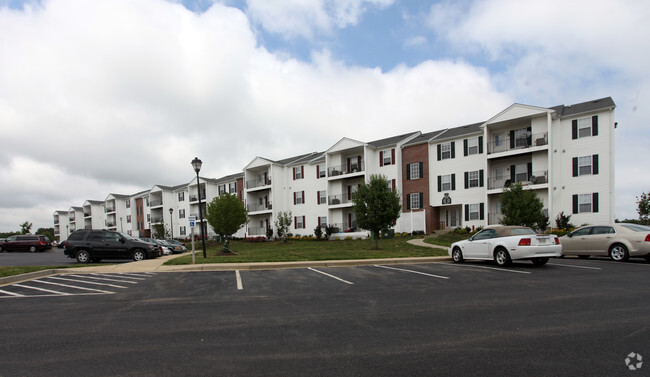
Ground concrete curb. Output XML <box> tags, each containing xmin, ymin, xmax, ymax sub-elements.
<box><xmin>0</xmin><ymin>269</ymin><xmax>60</xmax><ymax>286</ymax></box>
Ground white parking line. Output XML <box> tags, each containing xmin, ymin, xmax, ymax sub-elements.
<box><xmin>13</xmin><ymin>283</ymin><xmax>72</xmax><ymax>296</ymax></box>
<box><xmin>308</xmin><ymin>268</ymin><xmax>354</xmax><ymax>285</ymax></box>
<box><xmin>92</xmin><ymin>273</ymin><xmax>148</xmax><ymax>281</ymax></box>
<box><xmin>67</xmin><ymin>274</ymin><xmax>139</xmax><ymax>284</ymax></box>
<box><xmin>373</xmin><ymin>265</ymin><xmax>450</xmax><ymax>279</ymax></box>
<box><xmin>0</xmin><ymin>289</ymin><xmax>25</xmax><ymax>297</ymax></box>
<box><xmin>440</xmin><ymin>263</ymin><xmax>532</xmax><ymax>274</ymax></box>
<box><xmin>548</xmin><ymin>263</ymin><xmax>601</xmax><ymax>270</ymax></box>
<box><xmin>30</xmin><ymin>279</ymin><xmax>115</xmax><ymax>294</ymax></box>
<box><xmin>235</xmin><ymin>270</ymin><xmax>243</xmax><ymax>290</ymax></box>
<box><xmin>48</xmin><ymin>276</ymin><xmax>129</xmax><ymax>288</ymax></box>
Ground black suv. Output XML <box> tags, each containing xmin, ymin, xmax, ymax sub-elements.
<box><xmin>0</xmin><ymin>235</ymin><xmax>52</xmax><ymax>252</ymax></box>
<box><xmin>64</xmin><ymin>230</ymin><xmax>159</xmax><ymax>263</ymax></box>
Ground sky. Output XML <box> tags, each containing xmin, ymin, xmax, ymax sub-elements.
<box><xmin>1</xmin><ymin>0</ymin><xmax>649</xmax><ymax>232</ymax></box>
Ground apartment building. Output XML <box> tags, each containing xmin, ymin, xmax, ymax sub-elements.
<box><xmin>67</xmin><ymin>206</ymin><xmax>84</xmax><ymax>233</ymax></box>
<box><xmin>56</xmin><ymin>97</ymin><xmax>616</xmax><ymax>240</ymax></box>
<box><xmin>52</xmin><ymin>210</ymin><xmax>69</xmax><ymax>241</ymax></box>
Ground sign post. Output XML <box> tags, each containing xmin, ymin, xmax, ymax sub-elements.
<box><xmin>189</xmin><ymin>216</ymin><xmax>196</xmax><ymax>264</ymax></box>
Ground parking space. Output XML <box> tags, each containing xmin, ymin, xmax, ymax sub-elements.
<box><xmin>0</xmin><ymin>272</ymin><xmax>156</xmax><ymax>298</ymax></box>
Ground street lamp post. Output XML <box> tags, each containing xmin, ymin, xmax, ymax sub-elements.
<box><xmin>191</xmin><ymin>157</ymin><xmax>207</xmax><ymax>258</ymax></box>
<box><xmin>169</xmin><ymin>208</ymin><xmax>174</xmax><ymax>239</ymax></box>
<box><xmin>120</xmin><ymin>217</ymin><xmax>123</xmax><ymax>232</ymax></box>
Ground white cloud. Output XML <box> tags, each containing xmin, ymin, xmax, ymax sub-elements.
<box><xmin>245</xmin><ymin>0</ymin><xmax>394</xmax><ymax>39</ymax></box>
<box><xmin>0</xmin><ymin>0</ymin><xmax>513</xmax><ymax>231</ymax></box>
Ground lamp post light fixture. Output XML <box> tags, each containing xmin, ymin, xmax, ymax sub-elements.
<box><xmin>120</xmin><ymin>217</ymin><xmax>123</xmax><ymax>232</ymax></box>
<box><xmin>191</xmin><ymin>157</ymin><xmax>207</xmax><ymax>258</ymax></box>
<box><xmin>169</xmin><ymin>208</ymin><xmax>174</xmax><ymax>239</ymax></box>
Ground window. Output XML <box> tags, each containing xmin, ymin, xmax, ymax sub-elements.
<box><xmin>382</xmin><ymin>150</ymin><xmax>392</xmax><ymax>166</ymax></box>
<box><xmin>125</xmin><ymin>200</ymin><xmax>131</xmax><ymax>208</ymax></box>
<box><xmin>318</xmin><ymin>216</ymin><xmax>327</xmax><ymax>227</ymax></box>
<box><xmin>572</xmin><ymin>116</ymin><xmax>598</xmax><ymax>139</ymax></box>
<box><xmin>137</xmin><ymin>207</ymin><xmax>142</xmax><ymax>215</ymax></box>
<box><xmin>441</xmin><ymin>143</ymin><xmax>451</xmax><ymax>160</ymax></box>
<box><xmin>467</xmin><ymin>137</ymin><xmax>478</xmax><ymax>155</ymax></box>
<box><xmin>407</xmin><ymin>163</ymin><xmax>422</xmax><ymax>180</ymax></box>
<box><xmin>126</xmin><ymin>215</ymin><xmax>131</xmax><ymax>223</ymax></box>
<box><xmin>495</xmin><ymin>133</ymin><xmax>504</xmax><ymax>147</ymax></box>
<box><xmin>469</xmin><ymin>204</ymin><xmax>480</xmax><ymax>220</ymax></box>
<box><xmin>178</xmin><ymin>192</ymin><xmax>185</xmax><ymax>201</ymax></box>
<box><xmin>146</xmin><ymin>198</ymin><xmax>149</xmax><ymax>207</ymax></box>
<box><xmin>295</xmin><ymin>216</ymin><xmax>305</xmax><ymax>229</ymax></box>
<box><xmin>573</xmin><ymin>193</ymin><xmax>599</xmax><ymax>214</ymax></box>
<box><xmin>578</xmin><ymin>118</ymin><xmax>591</xmax><ymax>138</ymax></box>
<box><xmin>441</xmin><ymin>175</ymin><xmax>451</xmax><ymax>191</ymax></box>
<box><xmin>294</xmin><ymin>191</ymin><xmax>304</xmax><ymax>205</ymax></box>
<box><xmin>514</xmin><ymin>128</ymin><xmax>528</xmax><ymax>148</ymax></box>
<box><xmin>218</xmin><ymin>185</ymin><xmax>226</xmax><ymax>195</ymax></box>
<box><xmin>318</xmin><ymin>164</ymin><xmax>326</xmax><ymax>178</ymax></box>
<box><xmin>179</xmin><ymin>209</ymin><xmax>186</xmax><ymax>218</ymax></box>
<box><xmin>468</xmin><ymin>171</ymin><xmax>479</xmax><ymax>188</ymax></box>
<box><xmin>180</xmin><ymin>226</ymin><xmax>186</xmax><ymax>236</ymax></box>
<box><xmin>318</xmin><ymin>190</ymin><xmax>326</xmax><ymax>205</ymax></box>
<box><xmin>229</xmin><ymin>182</ymin><xmax>237</xmax><ymax>193</ymax></box>
<box><xmin>146</xmin><ymin>214</ymin><xmax>150</xmax><ymax>222</ymax></box>
<box><xmin>294</xmin><ymin>166</ymin><xmax>303</xmax><ymax>180</ymax></box>
<box><xmin>409</xmin><ymin>193</ymin><xmax>422</xmax><ymax>210</ymax></box>
<box><xmin>515</xmin><ymin>164</ymin><xmax>528</xmax><ymax>182</ymax></box>
<box><xmin>579</xmin><ymin>194</ymin><xmax>592</xmax><ymax>213</ymax></box>
<box><xmin>573</xmin><ymin>155</ymin><xmax>598</xmax><ymax>176</ymax></box>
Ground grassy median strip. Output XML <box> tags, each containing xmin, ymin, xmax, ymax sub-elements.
<box><xmin>0</xmin><ymin>265</ymin><xmax>103</xmax><ymax>278</ymax></box>
<box><xmin>166</xmin><ymin>237</ymin><xmax>447</xmax><ymax>265</ymax></box>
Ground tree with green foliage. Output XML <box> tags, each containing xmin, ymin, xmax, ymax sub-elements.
<box><xmin>500</xmin><ymin>183</ymin><xmax>547</xmax><ymax>231</ymax></box>
<box><xmin>636</xmin><ymin>192</ymin><xmax>650</xmax><ymax>225</ymax></box>
<box><xmin>352</xmin><ymin>174</ymin><xmax>402</xmax><ymax>250</ymax></box>
<box><xmin>153</xmin><ymin>224</ymin><xmax>170</xmax><ymax>239</ymax></box>
<box><xmin>36</xmin><ymin>228</ymin><xmax>55</xmax><ymax>241</ymax></box>
<box><xmin>554</xmin><ymin>211</ymin><xmax>574</xmax><ymax>230</ymax></box>
<box><xmin>206</xmin><ymin>193</ymin><xmax>248</xmax><ymax>240</ymax></box>
<box><xmin>274</xmin><ymin>211</ymin><xmax>292</xmax><ymax>242</ymax></box>
<box><xmin>20</xmin><ymin>221</ymin><xmax>33</xmax><ymax>235</ymax></box>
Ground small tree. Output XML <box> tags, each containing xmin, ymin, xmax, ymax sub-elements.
<box><xmin>636</xmin><ymin>192</ymin><xmax>650</xmax><ymax>225</ymax></box>
<box><xmin>206</xmin><ymin>193</ymin><xmax>248</xmax><ymax>241</ymax></box>
<box><xmin>36</xmin><ymin>227</ymin><xmax>55</xmax><ymax>241</ymax></box>
<box><xmin>314</xmin><ymin>225</ymin><xmax>323</xmax><ymax>240</ymax></box>
<box><xmin>265</xmin><ymin>227</ymin><xmax>274</xmax><ymax>240</ymax></box>
<box><xmin>352</xmin><ymin>174</ymin><xmax>402</xmax><ymax>250</ymax></box>
<box><xmin>555</xmin><ymin>211</ymin><xmax>573</xmax><ymax>230</ymax></box>
<box><xmin>274</xmin><ymin>211</ymin><xmax>292</xmax><ymax>242</ymax></box>
<box><xmin>153</xmin><ymin>224</ymin><xmax>170</xmax><ymax>239</ymax></box>
<box><xmin>20</xmin><ymin>221</ymin><xmax>33</xmax><ymax>235</ymax></box>
<box><xmin>500</xmin><ymin>183</ymin><xmax>546</xmax><ymax>230</ymax></box>
<box><xmin>325</xmin><ymin>224</ymin><xmax>335</xmax><ymax>240</ymax></box>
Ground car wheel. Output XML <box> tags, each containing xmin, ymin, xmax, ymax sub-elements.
<box><xmin>76</xmin><ymin>250</ymin><xmax>91</xmax><ymax>263</ymax></box>
<box><xmin>531</xmin><ymin>257</ymin><xmax>549</xmax><ymax>266</ymax></box>
<box><xmin>451</xmin><ymin>247</ymin><xmax>464</xmax><ymax>263</ymax></box>
<box><xmin>577</xmin><ymin>255</ymin><xmax>590</xmax><ymax>259</ymax></box>
<box><xmin>29</xmin><ymin>246</ymin><xmax>37</xmax><ymax>253</ymax></box>
<box><xmin>609</xmin><ymin>244</ymin><xmax>629</xmax><ymax>261</ymax></box>
<box><xmin>132</xmin><ymin>250</ymin><xmax>146</xmax><ymax>261</ymax></box>
<box><xmin>494</xmin><ymin>248</ymin><xmax>512</xmax><ymax>266</ymax></box>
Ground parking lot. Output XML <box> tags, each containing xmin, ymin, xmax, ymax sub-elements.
<box><xmin>1</xmin><ymin>258</ymin><xmax>648</xmax><ymax>376</ymax></box>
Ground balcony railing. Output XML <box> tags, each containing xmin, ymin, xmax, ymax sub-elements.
<box><xmin>328</xmin><ymin>194</ymin><xmax>353</xmax><ymax>205</ymax></box>
<box><xmin>487</xmin><ymin>132</ymin><xmax>548</xmax><ymax>154</ymax></box>
<box><xmin>106</xmin><ymin>222</ymin><xmax>116</xmax><ymax>227</ymax></box>
<box><xmin>189</xmin><ymin>194</ymin><xmax>206</xmax><ymax>202</ymax></box>
<box><xmin>247</xmin><ymin>227</ymin><xmax>269</xmax><ymax>236</ymax></box>
<box><xmin>151</xmin><ymin>217</ymin><xmax>163</xmax><ymax>224</ymax></box>
<box><xmin>105</xmin><ymin>206</ymin><xmax>115</xmax><ymax>213</ymax></box>
<box><xmin>328</xmin><ymin>162</ymin><xmax>365</xmax><ymax>177</ymax></box>
<box><xmin>328</xmin><ymin>222</ymin><xmax>358</xmax><ymax>233</ymax></box>
<box><xmin>247</xmin><ymin>203</ymin><xmax>272</xmax><ymax>212</ymax></box>
<box><xmin>487</xmin><ymin>170</ymin><xmax>548</xmax><ymax>190</ymax></box>
<box><xmin>84</xmin><ymin>212</ymin><xmax>91</xmax><ymax>217</ymax></box>
<box><xmin>246</xmin><ymin>177</ymin><xmax>272</xmax><ymax>189</ymax></box>
<box><xmin>150</xmin><ymin>199</ymin><xmax>163</xmax><ymax>207</ymax></box>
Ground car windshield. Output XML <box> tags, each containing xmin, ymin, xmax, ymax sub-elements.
<box><xmin>619</xmin><ymin>224</ymin><xmax>650</xmax><ymax>232</ymax></box>
<box><xmin>120</xmin><ymin>232</ymin><xmax>136</xmax><ymax>240</ymax></box>
<box><xmin>510</xmin><ymin>228</ymin><xmax>536</xmax><ymax>235</ymax></box>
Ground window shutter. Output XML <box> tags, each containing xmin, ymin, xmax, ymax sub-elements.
<box><xmin>406</xmin><ymin>194</ymin><xmax>411</xmax><ymax>210</ymax></box>
<box><xmin>480</xmin><ymin>203</ymin><xmax>485</xmax><ymax>220</ymax></box>
<box><xmin>526</xmin><ymin>127</ymin><xmax>532</xmax><ymax>146</ymax></box>
<box><xmin>437</xmin><ymin>176</ymin><xmax>441</xmax><ymax>192</ymax></box>
<box><xmin>294</xmin><ymin>217</ymin><xmax>297</xmax><ymax>229</ymax></box>
<box><xmin>301</xmin><ymin>166</ymin><xmax>304</xmax><ymax>179</ymax></box>
<box><xmin>592</xmin><ymin>193</ymin><xmax>599</xmax><ymax>213</ymax></box>
<box><xmin>572</xmin><ymin>195</ymin><xmax>578</xmax><ymax>214</ymax></box>
<box><xmin>510</xmin><ymin>165</ymin><xmax>516</xmax><ymax>183</ymax></box>
<box><xmin>479</xmin><ymin>170</ymin><xmax>484</xmax><ymax>187</ymax></box>
<box><xmin>464</xmin><ymin>172</ymin><xmax>469</xmax><ymax>189</ymax></box>
<box><xmin>479</xmin><ymin>136</ymin><xmax>483</xmax><ymax>154</ymax></box>
<box><xmin>303</xmin><ymin>216</ymin><xmax>306</xmax><ymax>228</ymax></box>
<box><xmin>572</xmin><ymin>120</ymin><xmax>578</xmax><ymax>139</ymax></box>
<box><xmin>451</xmin><ymin>174</ymin><xmax>456</xmax><ymax>190</ymax></box>
<box><xmin>464</xmin><ymin>205</ymin><xmax>469</xmax><ymax>222</ymax></box>
<box><xmin>463</xmin><ymin>139</ymin><xmax>468</xmax><ymax>156</ymax></box>
<box><xmin>451</xmin><ymin>142</ymin><xmax>455</xmax><ymax>158</ymax></box>
<box><xmin>318</xmin><ymin>217</ymin><xmax>321</xmax><ymax>227</ymax></box>
<box><xmin>392</xmin><ymin>179</ymin><xmax>396</xmax><ymax>192</ymax></box>
<box><xmin>293</xmin><ymin>168</ymin><xmax>296</xmax><ymax>180</ymax></box>
<box><xmin>302</xmin><ymin>191</ymin><xmax>305</xmax><ymax>204</ymax></box>
<box><xmin>593</xmin><ymin>155</ymin><xmax>599</xmax><ymax>175</ymax></box>
<box><xmin>317</xmin><ymin>191</ymin><xmax>320</xmax><ymax>205</ymax></box>
<box><xmin>293</xmin><ymin>192</ymin><xmax>296</xmax><ymax>205</ymax></box>
<box><xmin>380</xmin><ymin>151</ymin><xmax>384</xmax><ymax>166</ymax></box>
<box><xmin>419</xmin><ymin>193</ymin><xmax>423</xmax><ymax>209</ymax></box>
<box><xmin>316</xmin><ymin>165</ymin><xmax>320</xmax><ymax>178</ymax></box>
<box><xmin>572</xmin><ymin>157</ymin><xmax>578</xmax><ymax>177</ymax></box>
<box><xmin>347</xmin><ymin>158</ymin><xmax>351</xmax><ymax>172</ymax></box>
<box><xmin>406</xmin><ymin>163</ymin><xmax>411</xmax><ymax>180</ymax></box>
<box><xmin>391</xmin><ymin>149</ymin><xmax>395</xmax><ymax>164</ymax></box>
<box><xmin>437</xmin><ymin>145</ymin><xmax>441</xmax><ymax>161</ymax></box>
<box><xmin>592</xmin><ymin>116</ymin><xmax>598</xmax><ymax>136</ymax></box>
<box><xmin>419</xmin><ymin>162</ymin><xmax>423</xmax><ymax>177</ymax></box>
<box><xmin>510</xmin><ymin>130</ymin><xmax>515</xmax><ymax>148</ymax></box>
<box><xmin>527</xmin><ymin>163</ymin><xmax>533</xmax><ymax>180</ymax></box>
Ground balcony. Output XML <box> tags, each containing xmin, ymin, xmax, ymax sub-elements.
<box><xmin>328</xmin><ymin>162</ymin><xmax>365</xmax><ymax>178</ymax></box>
<box><xmin>84</xmin><ymin>212</ymin><xmax>91</xmax><ymax>218</ymax></box>
<box><xmin>328</xmin><ymin>194</ymin><xmax>353</xmax><ymax>206</ymax></box>
<box><xmin>488</xmin><ymin>170</ymin><xmax>548</xmax><ymax>190</ymax></box>
<box><xmin>106</xmin><ymin>221</ymin><xmax>116</xmax><ymax>227</ymax></box>
<box><xmin>328</xmin><ymin>222</ymin><xmax>357</xmax><ymax>233</ymax></box>
<box><xmin>151</xmin><ymin>217</ymin><xmax>163</xmax><ymax>224</ymax></box>
<box><xmin>246</xmin><ymin>177</ymin><xmax>271</xmax><ymax>189</ymax></box>
<box><xmin>247</xmin><ymin>203</ymin><xmax>272</xmax><ymax>212</ymax></box>
<box><xmin>189</xmin><ymin>194</ymin><xmax>206</xmax><ymax>202</ymax></box>
<box><xmin>487</xmin><ymin>132</ymin><xmax>548</xmax><ymax>155</ymax></box>
<box><xmin>247</xmin><ymin>227</ymin><xmax>268</xmax><ymax>236</ymax></box>
<box><xmin>105</xmin><ymin>206</ymin><xmax>115</xmax><ymax>213</ymax></box>
<box><xmin>150</xmin><ymin>199</ymin><xmax>163</xmax><ymax>207</ymax></box>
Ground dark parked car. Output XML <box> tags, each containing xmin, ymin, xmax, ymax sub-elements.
<box><xmin>0</xmin><ymin>235</ymin><xmax>52</xmax><ymax>252</ymax></box>
<box><xmin>64</xmin><ymin>229</ymin><xmax>159</xmax><ymax>263</ymax></box>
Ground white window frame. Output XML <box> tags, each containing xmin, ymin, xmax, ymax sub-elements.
<box><xmin>410</xmin><ymin>163</ymin><xmax>420</xmax><ymax>180</ymax></box>
<box><xmin>382</xmin><ymin>150</ymin><xmax>392</xmax><ymax>166</ymax></box>
<box><xmin>319</xmin><ymin>190</ymin><xmax>326</xmax><ymax>204</ymax></box>
<box><xmin>294</xmin><ymin>166</ymin><xmax>302</xmax><ymax>179</ymax></box>
<box><xmin>578</xmin><ymin>194</ymin><xmax>593</xmax><ymax>213</ymax></box>
<box><xmin>578</xmin><ymin>156</ymin><xmax>593</xmax><ymax>176</ymax></box>
<box><xmin>319</xmin><ymin>216</ymin><xmax>327</xmax><ymax>227</ymax></box>
<box><xmin>178</xmin><ymin>192</ymin><xmax>185</xmax><ymax>201</ymax></box>
<box><xmin>468</xmin><ymin>170</ymin><xmax>479</xmax><ymax>188</ymax></box>
<box><xmin>515</xmin><ymin>164</ymin><xmax>527</xmax><ymax>183</ymax></box>
<box><xmin>578</xmin><ymin>117</ymin><xmax>592</xmax><ymax>138</ymax></box>
<box><xmin>441</xmin><ymin>143</ymin><xmax>451</xmax><ymax>160</ymax></box>
<box><xmin>179</xmin><ymin>209</ymin><xmax>186</xmax><ymax>219</ymax></box>
<box><xmin>514</xmin><ymin>128</ymin><xmax>528</xmax><ymax>148</ymax></box>
<box><xmin>468</xmin><ymin>137</ymin><xmax>479</xmax><ymax>155</ymax></box>
<box><xmin>469</xmin><ymin>203</ymin><xmax>480</xmax><ymax>220</ymax></box>
<box><xmin>318</xmin><ymin>164</ymin><xmax>326</xmax><ymax>178</ymax></box>
<box><xmin>180</xmin><ymin>226</ymin><xmax>186</xmax><ymax>236</ymax></box>
<box><xmin>410</xmin><ymin>193</ymin><xmax>421</xmax><ymax>210</ymax></box>
<box><xmin>295</xmin><ymin>191</ymin><xmax>303</xmax><ymax>205</ymax></box>
<box><xmin>229</xmin><ymin>182</ymin><xmax>237</xmax><ymax>193</ymax></box>
<box><xmin>441</xmin><ymin>174</ymin><xmax>451</xmax><ymax>191</ymax></box>
<box><xmin>296</xmin><ymin>216</ymin><xmax>304</xmax><ymax>229</ymax></box>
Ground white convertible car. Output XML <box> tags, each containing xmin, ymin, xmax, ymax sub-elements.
<box><xmin>449</xmin><ymin>225</ymin><xmax>563</xmax><ymax>266</ymax></box>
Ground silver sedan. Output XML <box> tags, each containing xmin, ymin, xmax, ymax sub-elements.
<box><xmin>559</xmin><ymin>223</ymin><xmax>650</xmax><ymax>262</ymax></box>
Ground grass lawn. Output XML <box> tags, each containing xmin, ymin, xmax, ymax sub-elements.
<box><xmin>0</xmin><ymin>265</ymin><xmax>102</xmax><ymax>278</ymax></box>
<box><xmin>423</xmin><ymin>231</ymin><xmax>473</xmax><ymax>248</ymax></box>
<box><xmin>165</xmin><ymin>236</ymin><xmax>448</xmax><ymax>265</ymax></box>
